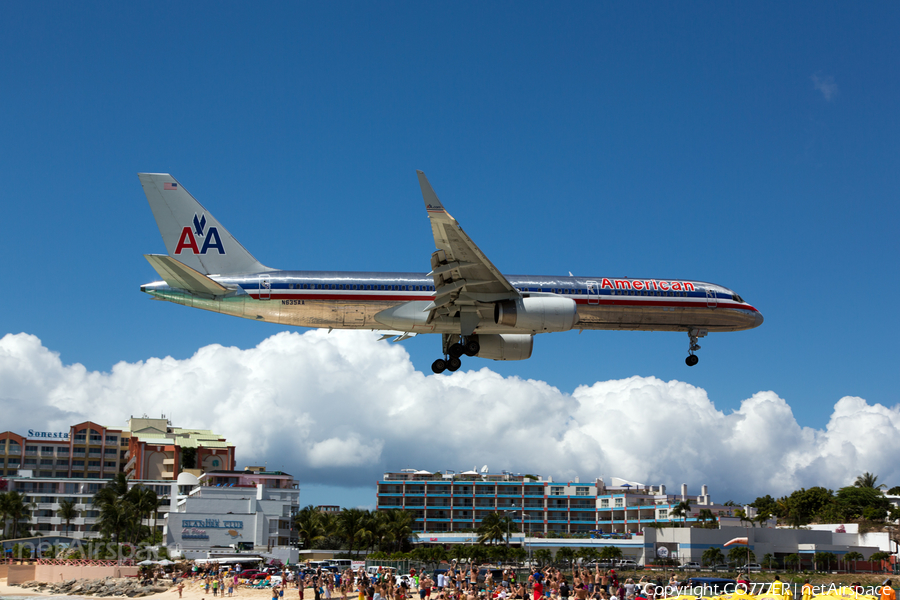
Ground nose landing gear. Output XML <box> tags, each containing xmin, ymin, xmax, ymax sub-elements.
<box><xmin>685</xmin><ymin>328</ymin><xmax>707</xmax><ymax>367</ymax></box>
<box><xmin>432</xmin><ymin>334</ymin><xmax>480</xmax><ymax>374</ymax></box>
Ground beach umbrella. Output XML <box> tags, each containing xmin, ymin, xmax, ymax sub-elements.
<box><xmin>138</xmin><ymin>560</ymin><xmax>157</xmax><ymax>566</ymax></box>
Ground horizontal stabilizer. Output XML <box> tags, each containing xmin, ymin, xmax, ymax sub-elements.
<box><xmin>144</xmin><ymin>254</ymin><xmax>230</xmax><ymax>296</ymax></box>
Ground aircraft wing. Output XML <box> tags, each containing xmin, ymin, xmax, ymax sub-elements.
<box><xmin>417</xmin><ymin>170</ymin><xmax>520</xmax><ymax>334</ymax></box>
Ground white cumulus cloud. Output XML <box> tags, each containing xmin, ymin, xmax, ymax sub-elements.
<box><xmin>1</xmin><ymin>330</ymin><xmax>898</xmax><ymax>502</ymax></box>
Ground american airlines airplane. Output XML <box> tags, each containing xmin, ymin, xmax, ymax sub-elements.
<box><xmin>139</xmin><ymin>172</ymin><xmax>763</xmax><ymax>373</ymax></box>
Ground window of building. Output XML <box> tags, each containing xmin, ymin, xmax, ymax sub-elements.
<box><xmin>72</xmin><ymin>460</ymin><xmax>84</xmax><ymax>467</ymax></box>
<box><xmin>56</xmin><ymin>460</ymin><xmax>68</xmax><ymax>466</ymax></box>
<box><xmin>575</xmin><ymin>486</ymin><xmax>589</xmax><ymax>496</ymax></box>
<box><xmin>40</xmin><ymin>459</ymin><xmax>54</xmax><ymax>465</ymax></box>
<box><xmin>550</xmin><ymin>487</ymin><xmax>564</xmax><ymax>496</ymax></box>
<box><xmin>89</xmin><ymin>448</ymin><xmax>101</xmax><ymax>456</ymax></box>
<box><xmin>39</xmin><ymin>471</ymin><xmax>53</xmax><ymax>477</ymax></box>
<box><xmin>41</xmin><ymin>446</ymin><xmax>55</xmax><ymax>453</ymax></box>
<box><xmin>659</xmin><ymin>509</ymin><xmax>668</xmax><ymax>518</ymax></box>
<box><xmin>600</xmin><ymin>499</ymin><xmax>609</xmax><ymax>508</ymax></box>
<box><xmin>26</xmin><ymin>445</ymin><xmax>38</xmax><ymax>453</ymax></box>
<box><xmin>24</xmin><ymin>458</ymin><xmax>37</xmax><ymax>465</ymax></box>
<box><xmin>58</xmin><ymin>448</ymin><xmax>69</xmax><ymax>456</ymax></box>
<box><xmin>614</xmin><ymin>498</ymin><xmax>624</xmax><ymax>507</ymax></box>
<box><xmin>104</xmin><ymin>461</ymin><xmax>116</xmax><ymax>468</ymax></box>
<box><xmin>89</xmin><ymin>434</ymin><xmax>102</xmax><ymax>443</ymax></box>
<box><xmin>104</xmin><ymin>448</ymin><xmax>117</xmax><ymax>455</ymax></box>
<box><xmin>8</xmin><ymin>457</ymin><xmax>20</xmax><ymax>465</ymax></box>
<box><xmin>105</xmin><ymin>435</ymin><xmax>118</xmax><ymax>443</ymax></box>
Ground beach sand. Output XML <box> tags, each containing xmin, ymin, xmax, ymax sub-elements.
<box><xmin>0</xmin><ymin>577</ymin><xmax>317</xmax><ymax>600</ymax></box>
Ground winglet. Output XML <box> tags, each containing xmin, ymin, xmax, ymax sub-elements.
<box><xmin>417</xmin><ymin>170</ymin><xmax>448</xmax><ymax>216</ymax></box>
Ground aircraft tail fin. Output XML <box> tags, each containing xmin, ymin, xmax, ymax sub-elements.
<box><xmin>139</xmin><ymin>173</ymin><xmax>268</xmax><ymax>275</ymax></box>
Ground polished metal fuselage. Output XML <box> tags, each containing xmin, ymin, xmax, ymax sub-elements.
<box><xmin>142</xmin><ymin>269</ymin><xmax>763</xmax><ymax>335</ymax></box>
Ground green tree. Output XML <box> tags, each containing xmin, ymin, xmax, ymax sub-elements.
<box><xmin>179</xmin><ymin>447</ymin><xmax>197</xmax><ymax>471</ymax></box>
<box><xmin>533</xmin><ymin>548</ymin><xmax>552</xmax><ymax>566</ymax></box>
<box><xmin>835</xmin><ymin>486</ymin><xmax>890</xmax><ymax>522</ymax></box>
<box><xmin>600</xmin><ymin>545</ymin><xmax>623</xmax><ymax>561</ymax></box>
<box><xmin>728</xmin><ymin>546</ymin><xmax>755</xmax><ymax>566</ymax></box>
<box><xmin>750</xmin><ymin>495</ymin><xmax>778</xmax><ymax>517</ymax></box>
<box><xmin>1</xmin><ymin>491</ymin><xmax>35</xmax><ymax>539</ymax></box>
<box><xmin>93</xmin><ymin>473</ymin><xmax>138</xmax><ymax>543</ymax></box>
<box><xmin>782</xmin><ymin>487</ymin><xmax>835</xmax><ymax>526</ymax></box>
<box><xmin>814</xmin><ymin>552</ymin><xmax>837</xmax><ymax>571</ymax></box>
<box><xmin>555</xmin><ymin>547</ymin><xmax>576</xmax><ymax>566</ymax></box>
<box><xmin>702</xmin><ymin>547</ymin><xmax>724</xmax><ymax>567</ymax></box>
<box><xmin>854</xmin><ymin>472</ymin><xmax>885</xmax><ymax>489</ymax></box>
<box><xmin>783</xmin><ymin>553</ymin><xmax>800</xmax><ymax>571</ymax></box>
<box><xmin>293</xmin><ymin>505</ymin><xmax>326</xmax><ymax>549</ymax></box>
<box><xmin>672</xmin><ymin>499</ymin><xmax>693</xmax><ymax>527</ymax></box>
<box><xmin>697</xmin><ymin>508</ymin><xmax>717</xmax><ymax>529</ymax></box>
<box><xmin>57</xmin><ymin>499</ymin><xmax>79</xmax><ymax>537</ymax></box>
<box><xmin>477</xmin><ymin>511</ymin><xmax>517</xmax><ymax>545</ymax></box>
<box><xmin>761</xmin><ymin>553</ymin><xmax>776</xmax><ymax>569</ymax></box>
<box><xmin>887</xmin><ymin>486</ymin><xmax>900</xmax><ymax>496</ymax></box>
<box><xmin>844</xmin><ymin>551</ymin><xmax>863</xmax><ymax>572</ymax></box>
<box><xmin>578</xmin><ymin>547</ymin><xmax>600</xmax><ymax>563</ymax></box>
<box><xmin>336</xmin><ymin>508</ymin><xmax>371</xmax><ymax>556</ymax></box>
<box><xmin>870</xmin><ymin>551</ymin><xmax>892</xmax><ymax>569</ymax></box>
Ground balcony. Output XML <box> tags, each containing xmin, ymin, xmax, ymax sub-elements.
<box><xmin>163</xmin><ymin>457</ymin><xmax>175</xmax><ymax>465</ymax></box>
<box><xmin>87</xmin><ymin>465</ymin><xmax>101</xmax><ymax>472</ymax></box>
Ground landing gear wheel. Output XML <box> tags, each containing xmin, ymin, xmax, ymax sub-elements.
<box><xmin>464</xmin><ymin>340</ymin><xmax>480</xmax><ymax>356</ymax></box>
<box><xmin>448</xmin><ymin>343</ymin><xmax>465</xmax><ymax>358</ymax></box>
<box><xmin>432</xmin><ymin>359</ymin><xmax>447</xmax><ymax>374</ymax></box>
<box><xmin>685</xmin><ymin>354</ymin><xmax>699</xmax><ymax>367</ymax></box>
<box><xmin>447</xmin><ymin>356</ymin><xmax>462</xmax><ymax>371</ymax></box>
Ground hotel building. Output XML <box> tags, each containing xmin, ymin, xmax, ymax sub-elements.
<box><xmin>376</xmin><ymin>469</ymin><xmax>739</xmax><ymax>535</ymax></box>
<box><xmin>0</xmin><ymin>416</ymin><xmax>234</xmax><ymax>481</ymax></box>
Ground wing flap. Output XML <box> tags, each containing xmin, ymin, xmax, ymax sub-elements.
<box><xmin>144</xmin><ymin>254</ymin><xmax>230</xmax><ymax>296</ymax></box>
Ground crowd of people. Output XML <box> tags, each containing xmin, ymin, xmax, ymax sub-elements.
<box><xmin>172</xmin><ymin>563</ymin><xmax>897</xmax><ymax>600</ymax></box>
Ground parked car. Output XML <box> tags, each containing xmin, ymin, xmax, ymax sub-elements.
<box><xmin>711</xmin><ymin>564</ymin><xmax>730</xmax><ymax>572</ymax></box>
<box><xmin>615</xmin><ymin>560</ymin><xmax>641</xmax><ymax>570</ymax></box>
<box><xmin>678</xmin><ymin>562</ymin><xmax>701</xmax><ymax>571</ymax></box>
<box><xmin>736</xmin><ymin>563</ymin><xmax>762</xmax><ymax>573</ymax></box>
<box><xmin>239</xmin><ymin>570</ymin><xmax>264</xmax><ymax>579</ymax></box>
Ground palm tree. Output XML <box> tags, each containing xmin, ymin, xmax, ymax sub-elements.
<box><xmin>697</xmin><ymin>509</ymin><xmax>717</xmax><ymax>529</ymax></box>
<box><xmin>672</xmin><ymin>499</ymin><xmax>693</xmax><ymax>527</ymax></box>
<box><xmin>555</xmin><ymin>547</ymin><xmax>576</xmax><ymax>566</ymax></box>
<box><xmin>336</xmin><ymin>508</ymin><xmax>369</xmax><ymax>556</ymax></box>
<box><xmin>477</xmin><ymin>511</ymin><xmax>515</xmax><ymax>545</ymax></box>
<box><xmin>533</xmin><ymin>548</ymin><xmax>552</xmax><ymax>567</ymax></box>
<box><xmin>384</xmin><ymin>509</ymin><xmax>417</xmax><ymax>552</ymax></box>
<box><xmin>783</xmin><ymin>553</ymin><xmax>800</xmax><ymax>571</ymax></box>
<box><xmin>600</xmin><ymin>545</ymin><xmax>623</xmax><ymax>563</ymax></box>
<box><xmin>761</xmin><ymin>553</ymin><xmax>776</xmax><ymax>569</ymax></box>
<box><xmin>844</xmin><ymin>551</ymin><xmax>863</xmax><ymax>573</ymax></box>
<box><xmin>294</xmin><ymin>505</ymin><xmax>326</xmax><ymax>549</ymax></box>
<box><xmin>854</xmin><ymin>472</ymin><xmax>886</xmax><ymax>490</ymax></box>
<box><xmin>702</xmin><ymin>547</ymin><xmax>724</xmax><ymax>567</ymax></box>
<box><xmin>57</xmin><ymin>499</ymin><xmax>79</xmax><ymax>537</ymax></box>
<box><xmin>1</xmin><ymin>491</ymin><xmax>34</xmax><ymax>539</ymax></box>
<box><xmin>93</xmin><ymin>473</ymin><xmax>134</xmax><ymax>543</ymax></box>
<box><xmin>131</xmin><ymin>486</ymin><xmax>160</xmax><ymax>543</ymax></box>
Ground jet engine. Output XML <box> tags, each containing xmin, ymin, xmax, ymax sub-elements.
<box><xmin>475</xmin><ymin>334</ymin><xmax>533</xmax><ymax>361</ymax></box>
<box><xmin>493</xmin><ymin>297</ymin><xmax>578</xmax><ymax>333</ymax></box>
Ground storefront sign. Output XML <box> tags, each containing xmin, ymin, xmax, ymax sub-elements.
<box><xmin>27</xmin><ymin>430</ymin><xmax>69</xmax><ymax>439</ymax></box>
<box><xmin>182</xmin><ymin>519</ymin><xmax>243</xmax><ymax>529</ymax></box>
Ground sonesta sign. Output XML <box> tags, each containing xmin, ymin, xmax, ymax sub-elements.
<box><xmin>27</xmin><ymin>430</ymin><xmax>69</xmax><ymax>439</ymax></box>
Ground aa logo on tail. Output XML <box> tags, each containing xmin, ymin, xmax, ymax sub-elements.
<box><xmin>174</xmin><ymin>213</ymin><xmax>225</xmax><ymax>255</ymax></box>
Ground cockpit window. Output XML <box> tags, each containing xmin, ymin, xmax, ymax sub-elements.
<box><xmin>732</xmin><ymin>294</ymin><xmax>744</xmax><ymax>303</ymax></box>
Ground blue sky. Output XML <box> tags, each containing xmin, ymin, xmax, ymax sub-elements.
<box><xmin>2</xmin><ymin>3</ymin><xmax>899</xmax><ymax>508</ymax></box>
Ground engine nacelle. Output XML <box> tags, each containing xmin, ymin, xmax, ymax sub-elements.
<box><xmin>493</xmin><ymin>296</ymin><xmax>578</xmax><ymax>333</ymax></box>
<box><xmin>476</xmin><ymin>334</ymin><xmax>533</xmax><ymax>361</ymax></box>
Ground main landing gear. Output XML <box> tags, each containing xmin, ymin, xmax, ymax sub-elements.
<box><xmin>685</xmin><ymin>328</ymin><xmax>708</xmax><ymax>367</ymax></box>
<box><xmin>432</xmin><ymin>335</ymin><xmax>480</xmax><ymax>374</ymax></box>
